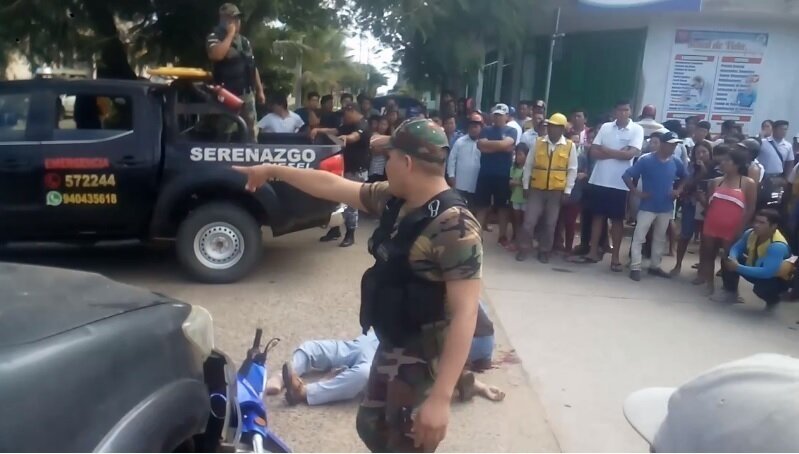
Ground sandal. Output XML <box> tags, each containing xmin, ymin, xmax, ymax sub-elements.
<box><xmin>610</xmin><ymin>262</ymin><xmax>624</xmax><ymax>272</ymax></box>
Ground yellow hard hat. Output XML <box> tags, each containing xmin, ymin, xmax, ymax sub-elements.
<box><xmin>545</xmin><ymin>113</ymin><xmax>568</xmax><ymax>127</ymax></box>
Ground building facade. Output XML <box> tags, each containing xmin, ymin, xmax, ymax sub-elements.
<box><xmin>476</xmin><ymin>0</ymin><xmax>799</xmax><ymax>135</ymax></box>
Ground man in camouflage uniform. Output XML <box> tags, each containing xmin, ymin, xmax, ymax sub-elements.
<box><xmin>206</xmin><ymin>3</ymin><xmax>265</xmax><ymax>141</ymax></box>
<box><xmin>234</xmin><ymin>119</ymin><xmax>483</xmax><ymax>452</ymax></box>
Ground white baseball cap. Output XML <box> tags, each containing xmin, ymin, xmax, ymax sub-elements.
<box><xmin>624</xmin><ymin>354</ymin><xmax>799</xmax><ymax>452</ymax></box>
<box><xmin>492</xmin><ymin>103</ymin><xmax>509</xmax><ymax>115</ymax></box>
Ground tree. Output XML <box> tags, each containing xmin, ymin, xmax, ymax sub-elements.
<box><xmin>339</xmin><ymin>63</ymin><xmax>388</xmax><ymax>97</ymax></box>
<box><xmin>0</xmin><ymin>0</ymin><xmax>389</xmax><ymax>100</ymax></box>
<box><xmin>349</xmin><ymin>0</ymin><xmax>530</xmax><ymax>92</ymax></box>
<box><xmin>270</xmin><ymin>26</ymin><xmax>389</xmax><ymax>100</ymax></box>
<box><xmin>0</xmin><ymin>0</ymin><xmax>336</xmax><ymax>85</ymax></box>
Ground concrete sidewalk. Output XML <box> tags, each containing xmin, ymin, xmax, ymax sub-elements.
<box><xmin>482</xmin><ymin>236</ymin><xmax>799</xmax><ymax>452</ymax></box>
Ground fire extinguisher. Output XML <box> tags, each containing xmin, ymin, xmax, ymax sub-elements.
<box><xmin>208</xmin><ymin>85</ymin><xmax>244</xmax><ymax>110</ymax></box>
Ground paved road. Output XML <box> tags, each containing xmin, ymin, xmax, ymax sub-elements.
<box><xmin>482</xmin><ymin>235</ymin><xmax>799</xmax><ymax>452</ymax></box>
<box><xmin>1</xmin><ymin>223</ymin><xmax>558</xmax><ymax>452</ymax></box>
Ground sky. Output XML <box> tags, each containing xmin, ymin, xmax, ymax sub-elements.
<box><xmin>344</xmin><ymin>31</ymin><xmax>397</xmax><ymax>95</ymax></box>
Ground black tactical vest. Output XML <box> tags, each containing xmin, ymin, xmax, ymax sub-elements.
<box><xmin>360</xmin><ymin>189</ymin><xmax>466</xmax><ymax>346</ymax></box>
<box><xmin>211</xmin><ymin>29</ymin><xmax>255</xmax><ymax>96</ymax></box>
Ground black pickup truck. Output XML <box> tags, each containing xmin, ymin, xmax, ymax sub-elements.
<box><xmin>0</xmin><ymin>78</ymin><xmax>343</xmax><ymax>283</ymax></box>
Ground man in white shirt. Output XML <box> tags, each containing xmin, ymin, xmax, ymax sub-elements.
<box><xmin>583</xmin><ymin>100</ymin><xmax>644</xmax><ymax>270</ymax></box>
<box><xmin>758</xmin><ymin>120</ymin><xmax>793</xmax><ymax>177</ymax></box>
<box><xmin>516</xmin><ymin>113</ymin><xmax>578</xmax><ymax>263</ymax></box>
<box><xmin>256</xmin><ymin>93</ymin><xmax>305</xmax><ymax>133</ymax></box>
<box><xmin>447</xmin><ymin>112</ymin><xmax>484</xmax><ymax>206</ymax></box>
<box><xmin>636</xmin><ymin>104</ymin><xmax>663</xmax><ymax>138</ymax></box>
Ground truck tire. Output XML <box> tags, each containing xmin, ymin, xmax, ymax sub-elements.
<box><xmin>176</xmin><ymin>202</ymin><xmax>262</xmax><ymax>283</ymax></box>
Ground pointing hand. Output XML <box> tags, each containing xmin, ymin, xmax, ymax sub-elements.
<box><xmin>232</xmin><ymin>164</ymin><xmax>275</xmax><ymax>192</ymax></box>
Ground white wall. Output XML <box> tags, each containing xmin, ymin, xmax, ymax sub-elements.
<box><xmin>640</xmin><ymin>17</ymin><xmax>799</xmax><ymax>136</ymax></box>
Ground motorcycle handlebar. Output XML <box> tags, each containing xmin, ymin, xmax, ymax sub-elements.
<box><xmin>252</xmin><ymin>329</ymin><xmax>263</xmax><ymax>350</ymax></box>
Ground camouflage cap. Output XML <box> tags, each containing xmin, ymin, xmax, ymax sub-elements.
<box><xmin>219</xmin><ymin>3</ymin><xmax>242</xmax><ymax>16</ymax></box>
<box><xmin>389</xmin><ymin>118</ymin><xmax>450</xmax><ymax>163</ymax></box>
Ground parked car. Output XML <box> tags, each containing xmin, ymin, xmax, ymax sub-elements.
<box><xmin>0</xmin><ymin>77</ymin><xmax>344</xmax><ymax>283</ymax></box>
<box><xmin>0</xmin><ymin>263</ymin><xmax>236</xmax><ymax>452</ymax></box>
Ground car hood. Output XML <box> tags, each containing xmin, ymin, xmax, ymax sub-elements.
<box><xmin>0</xmin><ymin>263</ymin><xmax>174</xmax><ymax>347</ymax></box>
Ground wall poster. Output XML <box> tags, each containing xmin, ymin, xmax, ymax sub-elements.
<box><xmin>663</xmin><ymin>29</ymin><xmax>768</xmax><ymax>133</ymax></box>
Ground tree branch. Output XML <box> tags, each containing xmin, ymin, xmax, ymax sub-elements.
<box><xmin>82</xmin><ymin>0</ymin><xmax>136</xmax><ymax>78</ymax></box>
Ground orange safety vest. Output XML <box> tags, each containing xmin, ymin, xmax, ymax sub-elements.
<box><xmin>530</xmin><ymin>137</ymin><xmax>573</xmax><ymax>191</ymax></box>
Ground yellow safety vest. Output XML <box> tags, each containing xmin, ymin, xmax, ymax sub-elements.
<box><xmin>530</xmin><ymin>137</ymin><xmax>573</xmax><ymax>191</ymax></box>
<box><xmin>745</xmin><ymin>229</ymin><xmax>793</xmax><ymax>280</ymax></box>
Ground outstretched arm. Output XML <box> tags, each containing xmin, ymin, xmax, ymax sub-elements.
<box><xmin>233</xmin><ymin>164</ymin><xmax>365</xmax><ymax>211</ymax></box>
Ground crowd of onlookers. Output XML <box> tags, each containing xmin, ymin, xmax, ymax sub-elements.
<box><xmin>446</xmin><ymin>96</ymin><xmax>799</xmax><ymax>310</ymax></box>
<box><xmin>255</xmin><ymin>86</ymin><xmax>799</xmax><ymax>310</ymax></box>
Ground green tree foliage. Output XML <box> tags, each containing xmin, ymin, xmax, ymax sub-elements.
<box><xmin>0</xmin><ymin>0</ymin><xmax>388</xmax><ymax>96</ymax></box>
<box><xmin>350</xmin><ymin>0</ymin><xmax>529</xmax><ymax>91</ymax></box>
<box><xmin>0</xmin><ymin>1</ymin><xmax>317</xmax><ymax>85</ymax></box>
<box><xmin>270</xmin><ymin>26</ymin><xmax>389</xmax><ymax>98</ymax></box>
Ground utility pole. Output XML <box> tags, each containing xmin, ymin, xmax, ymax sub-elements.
<box><xmin>361</xmin><ymin>32</ymin><xmax>371</xmax><ymax>95</ymax></box>
<box><xmin>543</xmin><ymin>7</ymin><xmax>564</xmax><ymax>110</ymax></box>
<box><xmin>293</xmin><ymin>36</ymin><xmax>303</xmax><ymax>109</ymax></box>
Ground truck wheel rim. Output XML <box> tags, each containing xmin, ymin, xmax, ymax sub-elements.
<box><xmin>193</xmin><ymin>222</ymin><xmax>244</xmax><ymax>270</ymax></box>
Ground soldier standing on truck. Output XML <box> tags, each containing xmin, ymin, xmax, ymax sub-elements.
<box><xmin>234</xmin><ymin>118</ymin><xmax>483</xmax><ymax>452</ymax></box>
<box><xmin>206</xmin><ymin>3</ymin><xmax>266</xmax><ymax>141</ymax></box>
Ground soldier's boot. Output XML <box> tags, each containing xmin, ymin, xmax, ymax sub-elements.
<box><xmin>320</xmin><ymin>226</ymin><xmax>341</xmax><ymax>242</ymax></box>
<box><xmin>339</xmin><ymin>229</ymin><xmax>355</xmax><ymax>248</ymax></box>
<box><xmin>282</xmin><ymin>363</ymin><xmax>307</xmax><ymax>406</ymax></box>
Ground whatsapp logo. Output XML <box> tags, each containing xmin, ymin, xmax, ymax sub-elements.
<box><xmin>46</xmin><ymin>191</ymin><xmax>63</xmax><ymax>206</ymax></box>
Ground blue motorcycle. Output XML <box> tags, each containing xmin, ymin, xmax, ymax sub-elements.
<box><xmin>214</xmin><ymin>329</ymin><xmax>291</xmax><ymax>452</ymax></box>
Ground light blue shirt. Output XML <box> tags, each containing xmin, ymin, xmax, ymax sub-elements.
<box><xmin>447</xmin><ymin>134</ymin><xmax>481</xmax><ymax>193</ymax></box>
<box><xmin>758</xmin><ymin>137</ymin><xmax>794</xmax><ymax>174</ymax></box>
